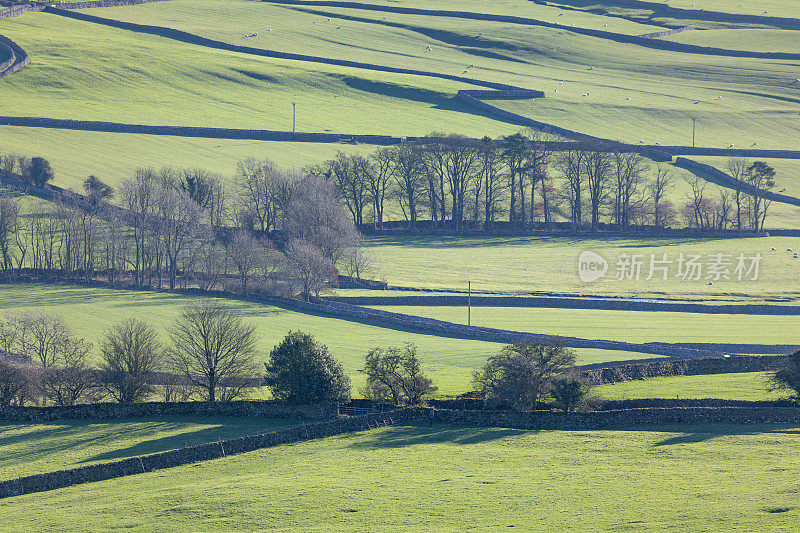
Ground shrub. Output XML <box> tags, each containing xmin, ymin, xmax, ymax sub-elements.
<box><xmin>770</xmin><ymin>350</ymin><xmax>800</xmax><ymax>397</ymax></box>
<box><xmin>24</xmin><ymin>157</ymin><xmax>54</xmax><ymax>187</ymax></box>
<box><xmin>473</xmin><ymin>341</ymin><xmax>577</xmax><ymax>411</ymax></box>
<box><xmin>264</xmin><ymin>331</ymin><xmax>350</xmax><ymax>404</ymax></box>
<box><xmin>550</xmin><ymin>378</ymin><xmax>587</xmax><ymax>412</ymax></box>
<box><xmin>363</xmin><ymin>344</ymin><xmax>437</xmax><ymax>406</ymax></box>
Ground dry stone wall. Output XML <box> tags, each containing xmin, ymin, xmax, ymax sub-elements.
<box><xmin>0</xmin><ymin>410</ymin><xmax>401</xmax><ymax>499</ymax></box>
<box><xmin>0</xmin><ymin>400</ymin><xmax>338</xmax><ymax>422</ymax></box>
<box><xmin>579</xmin><ymin>354</ymin><xmax>790</xmax><ymax>385</ymax></box>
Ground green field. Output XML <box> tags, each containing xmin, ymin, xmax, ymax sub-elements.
<box><xmin>82</xmin><ymin>0</ymin><xmax>800</xmax><ymax>150</ymax></box>
<box><xmin>0</xmin><ymin>126</ymin><xmax>376</xmax><ymax>190</ymax></box>
<box><xmin>0</xmin><ymin>11</ymin><xmax>517</xmax><ymax>132</ymax></box>
<box><xmin>0</xmin><ymin>417</ymin><xmax>300</xmax><ymax>479</ymax></box>
<box><xmin>367</xmin><ymin>305</ymin><xmax>800</xmax><ymax>345</ymax></box>
<box><xmin>0</xmin><ymin>284</ymin><xmax>657</xmax><ymax>396</ymax></box>
<box><xmin>2</xmin><ymin>423</ymin><xmax>799</xmax><ymax>530</ymax></box>
<box><xmin>595</xmin><ymin>372</ymin><xmax>790</xmax><ymax>401</ymax></box>
<box><xmin>366</xmin><ymin>235</ymin><xmax>800</xmax><ymax>299</ymax></box>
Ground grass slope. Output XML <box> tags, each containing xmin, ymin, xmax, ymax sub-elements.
<box><xmin>84</xmin><ymin>0</ymin><xmax>800</xmax><ymax>150</ymax></box>
<box><xmin>0</xmin><ymin>417</ymin><xmax>300</xmax><ymax>479</ymax></box>
<box><xmin>595</xmin><ymin>371</ymin><xmax>789</xmax><ymax>400</ymax></box>
<box><xmin>366</xmin><ymin>305</ymin><xmax>800</xmax><ymax>345</ymax></box>
<box><xmin>0</xmin><ymin>12</ymin><xmax>517</xmax><ymax>133</ymax></box>
<box><xmin>367</xmin><ymin>235</ymin><xmax>800</xmax><ymax>299</ymax></box>
<box><xmin>0</xmin><ymin>126</ymin><xmax>376</xmax><ymax>190</ymax></box>
<box><xmin>1</xmin><ymin>423</ymin><xmax>799</xmax><ymax>530</ymax></box>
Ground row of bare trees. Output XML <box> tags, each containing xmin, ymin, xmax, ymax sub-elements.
<box><xmin>0</xmin><ymin>161</ymin><xmax>365</xmax><ymax>299</ymax></box>
<box><xmin>0</xmin><ymin>302</ymin><xmax>261</xmax><ymax>406</ymax></box>
<box><xmin>309</xmin><ymin>135</ymin><xmax>779</xmax><ymax>233</ymax></box>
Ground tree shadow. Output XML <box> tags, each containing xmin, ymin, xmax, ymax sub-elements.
<box><xmin>81</xmin><ymin>420</ymin><xmax>297</xmax><ymax>463</ymax></box>
<box><xmin>350</xmin><ymin>424</ymin><xmax>532</xmax><ymax>449</ymax></box>
<box><xmin>351</xmin><ymin>422</ymin><xmax>800</xmax><ymax>450</ymax></box>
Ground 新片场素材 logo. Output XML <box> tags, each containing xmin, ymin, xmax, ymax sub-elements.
<box><xmin>578</xmin><ymin>251</ymin><xmax>607</xmax><ymax>282</ymax></box>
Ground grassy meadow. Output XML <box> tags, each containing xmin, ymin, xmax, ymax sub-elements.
<box><xmin>82</xmin><ymin>0</ymin><xmax>800</xmax><ymax>149</ymax></box>
<box><xmin>0</xmin><ymin>284</ymin><xmax>659</xmax><ymax>396</ymax></box>
<box><xmin>0</xmin><ymin>417</ymin><xmax>300</xmax><ymax>479</ymax></box>
<box><xmin>0</xmin><ymin>12</ymin><xmax>518</xmax><ymax>132</ymax></box>
<box><xmin>366</xmin><ymin>235</ymin><xmax>800</xmax><ymax>299</ymax></box>
<box><xmin>1</xmin><ymin>423</ymin><xmax>799</xmax><ymax>530</ymax></box>
<box><xmin>366</xmin><ymin>305</ymin><xmax>800</xmax><ymax>345</ymax></box>
<box><xmin>595</xmin><ymin>372</ymin><xmax>789</xmax><ymax>401</ymax></box>
<box><xmin>0</xmin><ymin>126</ymin><xmax>376</xmax><ymax>190</ymax></box>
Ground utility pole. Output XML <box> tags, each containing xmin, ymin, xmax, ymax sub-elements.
<box><xmin>292</xmin><ymin>102</ymin><xmax>296</xmax><ymax>133</ymax></box>
<box><xmin>467</xmin><ymin>280</ymin><xmax>471</xmax><ymax>327</ymax></box>
<box><xmin>692</xmin><ymin>117</ymin><xmax>696</xmax><ymax>148</ymax></box>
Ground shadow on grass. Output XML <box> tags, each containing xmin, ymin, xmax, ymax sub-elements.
<box><xmin>351</xmin><ymin>422</ymin><xmax>800</xmax><ymax>450</ymax></box>
<box><xmin>350</xmin><ymin>424</ymin><xmax>531</xmax><ymax>449</ymax></box>
<box><xmin>0</xmin><ymin>417</ymin><xmax>299</xmax><ymax>475</ymax></box>
<box><xmin>82</xmin><ymin>420</ymin><xmax>296</xmax><ymax>464</ymax></box>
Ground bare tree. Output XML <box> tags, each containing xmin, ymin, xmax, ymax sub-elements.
<box><xmin>391</xmin><ymin>143</ymin><xmax>426</xmax><ymax>230</ymax></box>
<box><xmin>227</xmin><ymin>230</ymin><xmax>268</xmax><ymax>295</ymax></box>
<box><xmin>158</xmin><ymin>187</ymin><xmax>202</xmax><ymax>290</ymax></box>
<box><xmin>341</xmin><ymin>236</ymin><xmax>375</xmax><ymax>280</ymax></box>
<box><xmin>13</xmin><ymin>312</ymin><xmax>70</xmax><ymax>369</ymax></box>
<box><xmin>684</xmin><ymin>173</ymin><xmax>708</xmax><ymax>229</ymax></box>
<box><xmin>555</xmin><ymin>149</ymin><xmax>586</xmax><ymax>230</ymax></box>
<box><xmin>285</xmin><ymin>239</ymin><xmax>337</xmax><ymax>301</ymax></box>
<box><xmin>284</xmin><ymin>174</ymin><xmax>359</xmax><ymax>266</ymax></box>
<box><xmin>583</xmin><ymin>150</ymin><xmax>613</xmax><ymax>232</ymax></box>
<box><xmin>650</xmin><ymin>163</ymin><xmax>674</xmax><ymax>228</ymax></box>
<box><xmin>236</xmin><ymin>158</ymin><xmax>293</xmax><ymax>233</ymax></box>
<box><xmin>99</xmin><ymin>319</ymin><xmax>163</xmax><ymax>404</ymax></box>
<box><xmin>478</xmin><ymin>137</ymin><xmax>506</xmax><ymax>229</ymax></box>
<box><xmin>369</xmin><ymin>147</ymin><xmax>395</xmax><ymax>228</ymax></box>
<box><xmin>745</xmin><ymin>161</ymin><xmax>776</xmax><ymax>231</ymax></box>
<box><xmin>727</xmin><ymin>157</ymin><xmax>749</xmax><ymax>231</ymax></box>
<box><xmin>40</xmin><ymin>336</ymin><xmax>97</xmax><ymax>406</ymax></box>
<box><xmin>0</xmin><ymin>359</ymin><xmax>36</xmax><ymax>406</ymax></box>
<box><xmin>168</xmin><ymin>300</ymin><xmax>260</xmax><ymax>402</ymax></box>
<box><xmin>0</xmin><ymin>197</ymin><xmax>20</xmax><ymax>272</ymax></box>
<box><xmin>612</xmin><ymin>152</ymin><xmax>649</xmax><ymax>229</ymax></box>
<box><xmin>329</xmin><ymin>152</ymin><xmax>371</xmax><ymax>226</ymax></box>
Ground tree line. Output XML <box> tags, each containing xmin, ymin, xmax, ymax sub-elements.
<box><xmin>0</xmin><ymin>301</ymin><xmax>592</xmax><ymax>412</ymax></box>
<box><xmin>0</xmin><ymin>162</ymin><xmax>365</xmax><ymax>300</ymax></box>
<box><xmin>308</xmin><ymin>133</ymin><xmax>779</xmax><ymax>233</ymax></box>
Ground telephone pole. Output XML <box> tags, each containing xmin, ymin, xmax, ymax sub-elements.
<box><xmin>467</xmin><ymin>280</ymin><xmax>471</xmax><ymax>327</ymax></box>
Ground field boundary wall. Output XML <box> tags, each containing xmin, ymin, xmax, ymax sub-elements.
<box><xmin>327</xmin><ymin>294</ymin><xmax>800</xmax><ymax>316</ymax></box>
<box><xmin>579</xmin><ymin>354</ymin><xmax>790</xmax><ymax>385</ymax></box>
<box><xmin>3</xmin><ymin>404</ymin><xmax>800</xmax><ymax>498</ymax></box>
<box><xmin>0</xmin><ymin>410</ymin><xmax>400</xmax><ymax>499</ymax></box>
<box><xmin>0</xmin><ymin>400</ymin><xmax>337</xmax><ymax>422</ymax></box>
